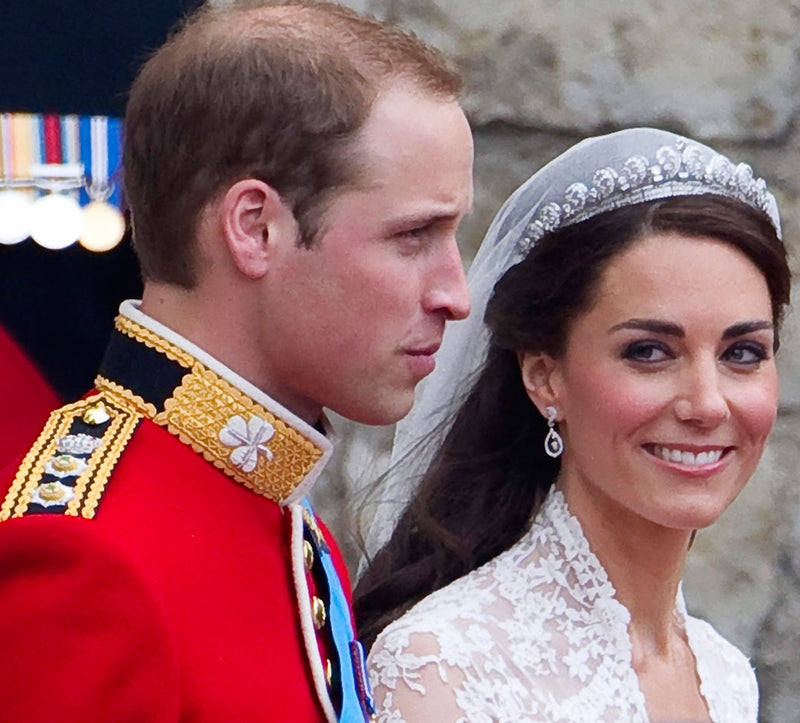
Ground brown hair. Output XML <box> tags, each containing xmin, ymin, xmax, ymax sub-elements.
<box><xmin>123</xmin><ymin>0</ymin><xmax>462</xmax><ymax>287</ymax></box>
<box><xmin>354</xmin><ymin>194</ymin><xmax>791</xmax><ymax>650</ymax></box>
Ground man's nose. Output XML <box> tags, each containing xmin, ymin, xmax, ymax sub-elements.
<box><xmin>422</xmin><ymin>236</ymin><xmax>470</xmax><ymax>321</ymax></box>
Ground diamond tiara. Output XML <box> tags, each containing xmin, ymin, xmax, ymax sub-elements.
<box><xmin>519</xmin><ymin>137</ymin><xmax>780</xmax><ymax>254</ymax></box>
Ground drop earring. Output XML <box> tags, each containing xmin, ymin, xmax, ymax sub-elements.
<box><xmin>544</xmin><ymin>405</ymin><xmax>564</xmax><ymax>458</ymax></box>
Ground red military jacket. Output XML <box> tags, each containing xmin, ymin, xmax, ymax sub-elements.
<box><xmin>0</xmin><ymin>323</ymin><xmax>60</xmax><ymax>463</ymax></box>
<box><xmin>0</xmin><ymin>301</ymin><xmax>374</xmax><ymax>722</ymax></box>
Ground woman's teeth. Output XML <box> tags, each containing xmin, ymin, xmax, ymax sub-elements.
<box><xmin>652</xmin><ymin>446</ymin><xmax>723</xmax><ymax>466</ymax></box>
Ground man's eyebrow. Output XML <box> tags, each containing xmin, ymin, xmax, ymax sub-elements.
<box><xmin>722</xmin><ymin>321</ymin><xmax>774</xmax><ymax>339</ymax></box>
<box><xmin>387</xmin><ymin>204</ymin><xmax>473</xmax><ymax>230</ymax></box>
<box><xmin>608</xmin><ymin>319</ymin><xmax>684</xmax><ymax>336</ymax></box>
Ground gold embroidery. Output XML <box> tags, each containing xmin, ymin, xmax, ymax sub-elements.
<box><xmin>79</xmin><ymin>409</ymin><xmax>140</xmax><ymax>519</ymax></box>
<box><xmin>162</xmin><ymin>365</ymin><xmax>324</xmax><ymax>504</ymax></box>
<box><xmin>0</xmin><ymin>394</ymin><xmax>141</xmax><ymax>521</ymax></box>
<box><xmin>95</xmin><ymin>375</ymin><xmax>159</xmax><ymax>418</ymax></box>
<box><xmin>115</xmin><ymin>315</ymin><xmax>194</xmax><ymax>369</ymax></box>
<box><xmin>1</xmin><ymin>403</ymin><xmax>78</xmax><ymax>520</ymax></box>
<box><xmin>3</xmin><ymin>315</ymin><xmax>327</xmax><ymax>521</ymax></box>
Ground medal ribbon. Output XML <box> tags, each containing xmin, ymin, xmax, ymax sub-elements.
<box><xmin>43</xmin><ymin>114</ymin><xmax>62</xmax><ymax>165</ymax></box>
<box><xmin>0</xmin><ymin>113</ymin><xmax>13</xmax><ymax>182</ymax></box>
<box><xmin>90</xmin><ymin>116</ymin><xmax>109</xmax><ymax>200</ymax></box>
<box><xmin>61</xmin><ymin>115</ymin><xmax>80</xmax><ymax>166</ymax></box>
<box><xmin>0</xmin><ymin>113</ymin><xmax>121</xmax><ymax>208</ymax></box>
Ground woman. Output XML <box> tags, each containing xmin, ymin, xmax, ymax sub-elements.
<box><xmin>355</xmin><ymin>128</ymin><xmax>791</xmax><ymax>722</ymax></box>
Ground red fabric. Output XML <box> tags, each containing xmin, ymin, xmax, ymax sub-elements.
<box><xmin>0</xmin><ymin>325</ymin><xmax>60</xmax><ymax>464</ymax></box>
<box><xmin>0</xmin><ymin>418</ymin><xmax>343</xmax><ymax>721</ymax></box>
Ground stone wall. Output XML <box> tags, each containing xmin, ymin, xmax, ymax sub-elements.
<box><xmin>304</xmin><ymin>1</ymin><xmax>800</xmax><ymax>718</ymax></box>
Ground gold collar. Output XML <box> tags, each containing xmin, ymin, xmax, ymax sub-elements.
<box><xmin>95</xmin><ymin>311</ymin><xmax>330</xmax><ymax>506</ymax></box>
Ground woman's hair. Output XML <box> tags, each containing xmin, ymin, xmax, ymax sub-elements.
<box><xmin>354</xmin><ymin>193</ymin><xmax>790</xmax><ymax>650</ymax></box>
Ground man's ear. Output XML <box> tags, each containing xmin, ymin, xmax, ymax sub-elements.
<box><xmin>518</xmin><ymin>351</ymin><xmax>563</xmax><ymax>418</ymax></box>
<box><xmin>219</xmin><ymin>179</ymin><xmax>295</xmax><ymax>279</ymax></box>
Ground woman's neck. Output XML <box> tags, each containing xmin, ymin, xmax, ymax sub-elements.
<box><xmin>557</xmin><ymin>476</ymin><xmax>710</xmax><ymax>721</ymax></box>
<box><xmin>558</xmin><ymin>478</ymin><xmax>691</xmax><ymax>651</ymax></box>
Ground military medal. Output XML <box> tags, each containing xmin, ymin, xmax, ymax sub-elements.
<box><xmin>79</xmin><ymin>116</ymin><xmax>125</xmax><ymax>252</ymax></box>
<box><xmin>0</xmin><ymin>113</ymin><xmax>33</xmax><ymax>245</ymax></box>
<box><xmin>29</xmin><ymin>179</ymin><xmax>84</xmax><ymax>250</ymax></box>
<box><xmin>0</xmin><ymin>113</ymin><xmax>125</xmax><ymax>251</ymax></box>
<box><xmin>29</xmin><ymin>114</ymin><xmax>83</xmax><ymax>249</ymax></box>
<box><xmin>0</xmin><ymin>189</ymin><xmax>33</xmax><ymax>245</ymax></box>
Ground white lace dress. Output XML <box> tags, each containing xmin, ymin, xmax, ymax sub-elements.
<box><xmin>367</xmin><ymin>489</ymin><xmax>758</xmax><ymax>722</ymax></box>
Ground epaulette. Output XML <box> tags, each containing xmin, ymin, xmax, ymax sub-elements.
<box><xmin>0</xmin><ymin>394</ymin><xmax>141</xmax><ymax>521</ymax></box>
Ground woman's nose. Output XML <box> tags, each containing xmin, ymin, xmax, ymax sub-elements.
<box><xmin>673</xmin><ymin>359</ymin><xmax>730</xmax><ymax>427</ymax></box>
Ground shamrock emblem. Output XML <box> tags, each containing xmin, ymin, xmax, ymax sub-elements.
<box><xmin>219</xmin><ymin>415</ymin><xmax>275</xmax><ymax>473</ymax></box>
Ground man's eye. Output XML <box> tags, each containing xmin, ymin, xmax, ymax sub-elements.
<box><xmin>400</xmin><ymin>226</ymin><xmax>429</xmax><ymax>239</ymax></box>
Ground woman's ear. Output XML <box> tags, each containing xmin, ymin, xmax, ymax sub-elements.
<box><xmin>518</xmin><ymin>351</ymin><xmax>562</xmax><ymax>418</ymax></box>
<box><xmin>219</xmin><ymin>179</ymin><xmax>295</xmax><ymax>279</ymax></box>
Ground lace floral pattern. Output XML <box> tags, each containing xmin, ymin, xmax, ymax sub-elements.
<box><xmin>368</xmin><ymin>489</ymin><xmax>757</xmax><ymax>722</ymax></box>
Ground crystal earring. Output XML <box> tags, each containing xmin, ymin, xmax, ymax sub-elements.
<box><xmin>544</xmin><ymin>405</ymin><xmax>564</xmax><ymax>458</ymax></box>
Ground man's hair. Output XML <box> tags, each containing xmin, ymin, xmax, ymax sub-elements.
<box><xmin>123</xmin><ymin>0</ymin><xmax>463</xmax><ymax>287</ymax></box>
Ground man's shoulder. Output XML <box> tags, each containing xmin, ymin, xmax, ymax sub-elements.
<box><xmin>0</xmin><ymin>392</ymin><xmax>144</xmax><ymax>523</ymax></box>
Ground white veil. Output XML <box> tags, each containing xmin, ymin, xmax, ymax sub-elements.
<box><xmin>363</xmin><ymin>126</ymin><xmax>781</xmax><ymax>563</ymax></box>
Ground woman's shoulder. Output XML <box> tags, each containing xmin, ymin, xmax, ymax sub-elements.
<box><xmin>370</xmin><ymin>558</ymin><xmax>497</xmax><ymax>657</ymax></box>
<box><xmin>685</xmin><ymin>614</ymin><xmax>759</xmax><ymax>721</ymax></box>
<box><xmin>685</xmin><ymin>614</ymin><xmax>756</xmax><ymax>674</ymax></box>
<box><xmin>369</xmin><ymin>486</ymin><xmax>586</xmax><ymax>665</ymax></box>
<box><xmin>366</xmin><ymin>568</ymin><xmax>495</xmax><ymax>722</ymax></box>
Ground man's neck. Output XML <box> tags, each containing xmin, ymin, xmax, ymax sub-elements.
<box><xmin>139</xmin><ymin>285</ymin><xmax>322</xmax><ymax>426</ymax></box>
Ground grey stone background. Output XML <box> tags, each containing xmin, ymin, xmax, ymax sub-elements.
<box><xmin>303</xmin><ymin>1</ymin><xmax>800</xmax><ymax>719</ymax></box>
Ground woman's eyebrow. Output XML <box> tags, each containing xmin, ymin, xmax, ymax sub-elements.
<box><xmin>608</xmin><ymin>318</ymin><xmax>774</xmax><ymax>339</ymax></box>
<box><xmin>608</xmin><ymin>319</ymin><xmax>684</xmax><ymax>336</ymax></box>
<box><xmin>722</xmin><ymin>320</ymin><xmax>774</xmax><ymax>339</ymax></box>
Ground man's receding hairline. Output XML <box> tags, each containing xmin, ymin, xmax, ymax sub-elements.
<box><xmin>183</xmin><ymin>2</ymin><xmax>459</xmax><ymax>99</ymax></box>
<box><xmin>191</xmin><ymin>3</ymin><xmax>383</xmax><ymax>56</ymax></box>
<box><xmin>183</xmin><ymin>4</ymin><xmax>341</xmax><ymax>50</ymax></box>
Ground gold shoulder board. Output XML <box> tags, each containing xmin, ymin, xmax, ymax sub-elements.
<box><xmin>1</xmin><ymin>394</ymin><xmax>141</xmax><ymax>521</ymax></box>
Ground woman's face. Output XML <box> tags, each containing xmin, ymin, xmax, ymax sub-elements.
<box><xmin>523</xmin><ymin>232</ymin><xmax>778</xmax><ymax>534</ymax></box>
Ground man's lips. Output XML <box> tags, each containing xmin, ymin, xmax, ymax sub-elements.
<box><xmin>405</xmin><ymin>343</ymin><xmax>440</xmax><ymax>357</ymax></box>
<box><xmin>404</xmin><ymin>343</ymin><xmax>441</xmax><ymax>378</ymax></box>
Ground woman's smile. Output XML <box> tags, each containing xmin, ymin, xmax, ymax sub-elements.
<box><xmin>528</xmin><ymin>231</ymin><xmax>778</xmax><ymax>533</ymax></box>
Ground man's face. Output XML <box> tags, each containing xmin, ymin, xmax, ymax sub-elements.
<box><xmin>258</xmin><ymin>83</ymin><xmax>474</xmax><ymax>425</ymax></box>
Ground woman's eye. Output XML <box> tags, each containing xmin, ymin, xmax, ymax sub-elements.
<box><xmin>621</xmin><ymin>340</ymin><xmax>673</xmax><ymax>363</ymax></box>
<box><xmin>722</xmin><ymin>342</ymin><xmax>768</xmax><ymax>365</ymax></box>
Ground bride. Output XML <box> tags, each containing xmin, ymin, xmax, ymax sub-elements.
<box><xmin>355</xmin><ymin>128</ymin><xmax>791</xmax><ymax>722</ymax></box>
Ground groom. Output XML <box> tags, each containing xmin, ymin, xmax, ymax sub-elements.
<box><xmin>0</xmin><ymin>2</ymin><xmax>473</xmax><ymax>721</ymax></box>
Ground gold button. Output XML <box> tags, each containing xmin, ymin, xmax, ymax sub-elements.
<box><xmin>312</xmin><ymin>596</ymin><xmax>327</xmax><ymax>630</ymax></box>
<box><xmin>303</xmin><ymin>540</ymin><xmax>315</xmax><ymax>571</ymax></box>
<box><xmin>303</xmin><ymin>509</ymin><xmax>324</xmax><ymax>546</ymax></box>
<box><xmin>325</xmin><ymin>658</ymin><xmax>333</xmax><ymax>687</ymax></box>
<box><xmin>82</xmin><ymin>402</ymin><xmax>110</xmax><ymax>425</ymax></box>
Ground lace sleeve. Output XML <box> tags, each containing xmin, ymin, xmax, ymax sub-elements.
<box><xmin>368</xmin><ymin>627</ymin><xmax>471</xmax><ymax>723</ymax></box>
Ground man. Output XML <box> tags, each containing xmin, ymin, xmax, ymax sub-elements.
<box><xmin>0</xmin><ymin>2</ymin><xmax>473</xmax><ymax>721</ymax></box>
